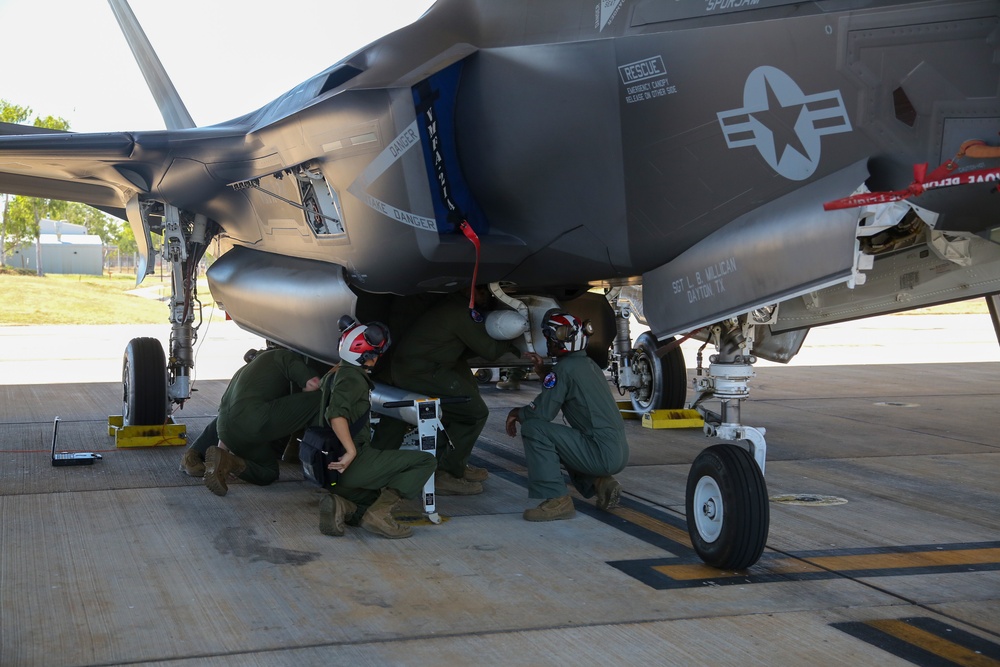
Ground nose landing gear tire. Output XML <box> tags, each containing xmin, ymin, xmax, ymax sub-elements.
<box><xmin>122</xmin><ymin>337</ymin><xmax>168</xmax><ymax>426</ymax></box>
<box><xmin>686</xmin><ymin>443</ymin><xmax>768</xmax><ymax>570</ymax></box>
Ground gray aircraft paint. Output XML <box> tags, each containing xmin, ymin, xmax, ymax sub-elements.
<box><xmin>0</xmin><ymin>0</ymin><xmax>997</xmax><ymax>361</ymax></box>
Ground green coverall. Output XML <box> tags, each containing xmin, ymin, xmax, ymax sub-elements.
<box><xmin>519</xmin><ymin>350</ymin><xmax>629</xmax><ymax>499</ymax></box>
<box><xmin>371</xmin><ymin>292</ymin><xmax>519</xmax><ymax>478</ymax></box>
<box><xmin>322</xmin><ymin>362</ymin><xmax>436</xmax><ymax>521</ymax></box>
<box><xmin>216</xmin><ymin>349</ymin><xmax>323</xmax><ymax>485</ymax></box>
<box><xmin>188</xmin><ymin>353</ymin><xmax>329</xmax><ymax>458</ymax></box>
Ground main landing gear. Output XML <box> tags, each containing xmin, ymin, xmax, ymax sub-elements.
<box><xmin>608</xmin><ymin>300</ymin><xmax>686</xmax><ymax>413</ymax></box>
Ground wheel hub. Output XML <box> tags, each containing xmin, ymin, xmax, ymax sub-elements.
<box><xmin>693</xmin><ymin>476</ymin><xmax>723</xmax><ymax>543</ymax></box>
<box><xmin>702</xmin><ymin>498</ymin><xmax>717</xmax><ymax>520</ymax></box>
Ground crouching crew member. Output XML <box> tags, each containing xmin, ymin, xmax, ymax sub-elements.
<box><xmin>371</xmin><ymin>286</ymin><xmax>526</xmax><ymax>495</ymax></box>
<box><xmin>505</xmin><ymin>310</ymin><xmax>628</xmax><ymax>521</ymax></box>
<box><xmin>319</xmin><ymin>318</ymin><xmax>436</xmax><ymax>539</ymax></box>
<box><xmin>202</xmin><ymin>348</ymin><xmax>326</xmax><ymax>496</ymax></box>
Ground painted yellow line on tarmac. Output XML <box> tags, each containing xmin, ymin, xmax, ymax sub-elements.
<box><xmin>610</xmin><ymin>506</ymin><xmax>692</xmax><ymax>546</ymax></box>
<box><xmin>808</xmin><ymin>547</ymin><xmax>1000</xmax><ymax>572</ymax></box>
<box><xmin>867</xmin><ymin>619</ymin><xmax>1000</xmax><ymax>667</ymax></box>
<box><xmin>652</xmin><ymin>547</ymin><xmax>1000</xmax><ymax>581</ymax></box>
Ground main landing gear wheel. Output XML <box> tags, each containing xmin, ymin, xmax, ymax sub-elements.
<box><xmin>629</xmin><ymin>332</ymin><xmax>686</xmax><ymax>413</ymax></box>
<box><xmin>686</xmin><ymin>443</ymin><xmax>769</xmax><ymax>570</ymax></box>
<box><xmin>122</xmin><ymin>337</ymin><xmax>168</xmax><ymax>426</ymax></box>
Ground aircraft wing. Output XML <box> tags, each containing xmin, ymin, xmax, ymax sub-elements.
<box><xmin>0</xmin><ymin>122</ymin><xmax>262</xmax><ymax>222</ymax></box>
<box><xmin>0</xmin><ymin>124</ymin><xmax>138</xmax><ymax>218</ymax></box>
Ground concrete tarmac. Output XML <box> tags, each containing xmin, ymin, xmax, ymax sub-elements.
<box><xmin>1</xmin><ymin>314</ymin><xmax>998</xmax><ymax>666</ymax></box>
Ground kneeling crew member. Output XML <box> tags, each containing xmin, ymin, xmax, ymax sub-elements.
<box><xmin>505</xmin><ymin>311</ymin><xmax>629</xmax><ymax>521</ymax></box>
<box><xmin>203</xmin><ymin>348</ymin><xmax>325</xmax><ymax>496</ymax></box>
<box><xmin>319</xmin><ymin>318</ymin><xmax>436</xmax><ymax>539</ymax></box>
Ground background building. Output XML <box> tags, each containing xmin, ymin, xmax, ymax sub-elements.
<box><xmin>4</xmin><ymin>219</ymin><xmax>104</xmax><ymax>275</ymax></box>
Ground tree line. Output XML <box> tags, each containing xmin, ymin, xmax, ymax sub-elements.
<box><xmin>1</xmin><ymin>99</ymin><xmax>138</xmax><ymax>274</ymax></box>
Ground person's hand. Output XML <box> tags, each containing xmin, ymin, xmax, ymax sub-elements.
<box><xmin>304</xmin><ymin>376</ymin><xmax>321</xmax><ymax>392</ymax></box>
<box><xmin>523</xmin><ymin>352</ymin><xmax>545</xmax><ymax>378</ymax></box>
<box><xmin>523</xmin><ymin>351</ymin><xmax>543</xmax><ymax>365</ymax></box>
<box><xmin>505</xmin><ymin>407</ymin><xmax>520</xmax><ymax>437</ymax></box>
<box><xmin>327</xmin><ymin>448</ymin><xmax>356</xmax><ymax>473</ymax></box>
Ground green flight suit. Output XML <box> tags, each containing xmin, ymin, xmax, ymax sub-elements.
<box><xmin>216</xmin><ymin>349</ymin><xmax>322</xmax><ymax>485</ymax></box>
<box><xmin>186</xmin><ymin>354</ymin><xmax>330</xmax><ymax>458</ymax></box>
<box><xmin>519</xmin><ymin>351</ymin><xmax>629</xmax><ymax>499</ymax></box>
<box><xmin>371</xmin><ymin>292</ymin><xmax>519</xmax><ymax>478</ymax></box>
<box><xmin>322</xmin><ymin>362</ymin><xmax>435</xmax><ymax>522</ymax></box>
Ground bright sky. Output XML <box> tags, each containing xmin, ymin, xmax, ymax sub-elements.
<box><xmin>0</xmin><ymin>0</ymin><xmax>436</xmax><ymax>133</ymax></box>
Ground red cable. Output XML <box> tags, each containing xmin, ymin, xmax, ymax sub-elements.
<box><xmin>458</xmin><ymin>220</ymin><xmax>481</xmax><ymax>310</ymax></box>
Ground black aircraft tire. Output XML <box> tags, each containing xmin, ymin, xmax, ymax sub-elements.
<box><xmin>685</xmin><ymin>444</ymin><xmax>769</xmax><ymax>570</ymax></box>
<box><xmin>629</xmin><ymin>332</ymin><xmax>686</xmax><ymax>413</ymax></box>
<box><xmin>122</xmin><ymin>337</ymin><xmax>168</xmax><ymax>426</ymax></box>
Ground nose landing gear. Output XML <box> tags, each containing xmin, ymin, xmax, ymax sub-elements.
<box><xmin>686</xmin><ymin>318</ymin><xmax>770</xmax><ymax>570</ymax></box>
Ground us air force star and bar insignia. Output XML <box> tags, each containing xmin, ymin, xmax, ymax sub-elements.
<box><xmin>543</xmin><ymin>372</ymin><xmax>557</xmax><ymax>389</ymax></box>
<box><xmin>717</xmin><ymin>66</ymin><xmax>852</xmax><ymax>181</ymax></box>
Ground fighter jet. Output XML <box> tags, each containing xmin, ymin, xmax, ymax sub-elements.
<box><xmin>1</xmin><ymin>0</ymin><xmax>998</xmax><ymax>570</ymax></box>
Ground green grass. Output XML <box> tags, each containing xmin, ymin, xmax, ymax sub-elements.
<box><xmin>0</xmin><ymin>270</ymin><xmax>216</xmax><ymax>325</ymax></box>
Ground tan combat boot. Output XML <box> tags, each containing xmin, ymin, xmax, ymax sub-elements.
<box><xmin>319</xmin><ymin>493</ymin><xmax>357</xmax><ymax>537</ymax></box>
<box><xmin>594</xmin><ymin>476</ymin><xmax>622</xmax><ymax>511</ymax></box>
<box><xmin>179</xmin><ymin>448</ymin><xmax>205</xmax><ymax>478</ymax></box>
<box><xmin>204</xmin><ymin>445</ymin><xmax>247</xmax><ymax>497</ymax></box>
<box><xmin>523</xmin><ymin>494</ymin><xmax>575</xmax><ymax>522</ymax></box>
<box><xmin>463</xmin><ymin>463</ymin><xmax>489</xmax><ymax>482</ymax></box>
<box><xmin>435</xmin><ymin>470</ymin><xmax>483</xmax><ymax>495</ymax></box>
<box><xmin>360</xmin><ymin>488</ymin><xmax>412</xmax><ymax>539</ymax></box>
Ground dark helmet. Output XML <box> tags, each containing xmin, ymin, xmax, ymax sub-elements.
<box><xmin>541</xmin><ymin>310</ymin><xmax>592</xmax><ymax>355</ymax></box>
<box><xmin>337</xmin><ymin>315</ymin><xmax>390</xmax><ymax>366</ymax></box>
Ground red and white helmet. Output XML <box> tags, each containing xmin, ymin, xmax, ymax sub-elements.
<box><xmin>541</xmin><ymin>310</ymin><xmax>592</xmax><ymax>355</ymax></box>
<box><xmin>338</xmin><ymin>316</ymin><xmax>390</xmax><ymax>366</ymax></box>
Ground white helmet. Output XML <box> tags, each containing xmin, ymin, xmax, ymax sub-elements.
<box><xmin>541</xmin><ymin>310</ymin><xmax>592</xmax><ymax>355</ymax></box>
<box><xmin>337</xmin><ymin>316</ymin><xmax>390</xmax><ymax>366</ymax></box>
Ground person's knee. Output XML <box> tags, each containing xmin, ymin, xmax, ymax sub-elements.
<box><xmin>521</xmin><ymin>420</ymin><xmax>544</xmax><ymax>439</ymax></box>
<box><xmin>415</xmin><ymin>451</ymin><xmax>436</xmax><ymax>472</ymax></box>
<box><xmin>239</xmin><ymin>457</ymin><xmax>280</xmax><ymax>485</ymax></box>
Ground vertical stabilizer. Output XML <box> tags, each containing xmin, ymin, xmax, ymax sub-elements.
<box><xmin>107</xmin><ymin>0</ymin><xmax>196</xmax><ymax>130</ymax></box>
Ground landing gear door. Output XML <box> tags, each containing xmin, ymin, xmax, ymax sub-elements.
<box><xmin>125</xmin><ymin>195</ymin><xmax>155</xmax><ymax>285</ymax></box>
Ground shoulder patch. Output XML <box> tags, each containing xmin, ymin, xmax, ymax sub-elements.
<box><xmin>543</xmin><ymin>372</ymin><xmax>557</xmax><ymax>389</ymax></box>
<box><xmin>469</xmin><ymin>308</ymin><xmax>484</xmax><ymax>323</ymax></box>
